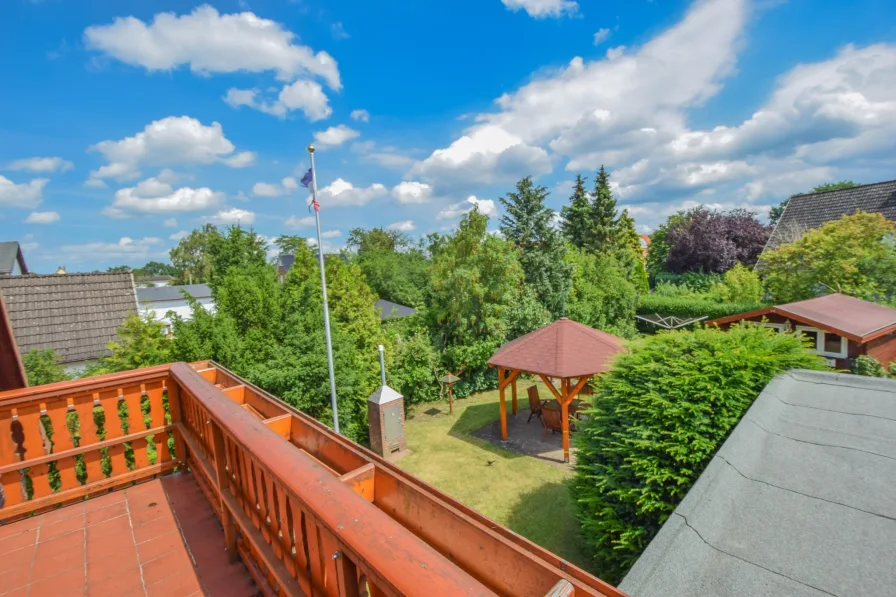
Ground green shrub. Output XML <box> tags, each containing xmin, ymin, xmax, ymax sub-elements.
<box><xmin>853</xmin><ymin>355</ymin><xmax>888</xmax><ymax>378</ymax></box>
<box><xmin>717</xmin><ymin>263</ymin><xmax>762</xmax><ymax>304</ymax></box>
<box><xmin>637</xmin><ymin>294</ymin><xmax>764</xmax><ymax>321</ymax></box>
<box><xmin>572</xmin><ymin>323</ymin><xmax>827</xmax><ymax>582</ymax></box>
<box><xmin>22</xmin><ymin>349</ymin><xmax>71</xmax><ymax>386</ymax></box>
<box><xmin>652</xmin><ymin>271</ymin><xmax>721</xmax><ymax>292</ymax></box>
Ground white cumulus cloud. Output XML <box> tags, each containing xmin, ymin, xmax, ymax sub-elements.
<box><xmin>61</xmin><ymin>237</ymin><xmax>163</xmax><ymax>262</ymax></box>
<box><xmin>25</xmin><ymin>211</ymin><xmax>60</xmax><ymax>224</ymax></box>
<box><xmin>225</xmin><ymin>80</ymin><xmax>333</xmax><ymax>121</ymax></box>
<box><xmin>387</xmin><ymin>220</ymin><xmax>416</xmax><ymax>232</ymax></box>
<box><xmin>437</xmin><ymin>196</ymin><xmax>498</xmax><ymax>220</ymax></box>
<box><xmin>391</xmin><ymin>181</ymin><xmax>433</xmax><ymax>204</ymax></box>
<box><xmin>84</xmin><ymin>4</ymin><xmax>341</xmax><ymax>88</ymax></box>
<box><xmin>320</xmin><ymin>229</ymin><xmax>342</xmax><ymax>238</ymax></box>
<box><xmin>285</xmin><ymin>215</ymin><xmax>316</xmax><ymax>227</ymax></box>
<box><xmin>163</xmin><ymin>218</ymin><xmax>178</xmax><ymax>228</ymax></box>
<box><xmin>252</xmin><ymin>177</ymin><xmax>299</xmax><ymax>197</ymax></box>
<box><xmin>593</xmin><ymin>28</ymin><xmax>611</xmax><ymax>46</ymax></box>
<box><xmin>350</xmin><ymin>109</ymin><xmax>370</xmax><ymax>122</ymax></box>
<box><xmin>103</xmin><ymin>177</ymin><xmax>224</xmax><ymax>218</ymax></box>
<box><xmin>502</xmin><ymin>0</ymin><xmax>579</xmax><ymax>18</ymax></box>
<box><xmin>205</xmin><ymin>208</ymin><xmax>256</xmax><ymax>225</ymax></box>
<box><xmin>89</xmin><ymin>116</ymin><xmax>255</xmax><ymax>182</ymax></box>
<box><xmin>314</xmin><ymin>178</ymin><xmax>387</xmax><ymax>207</ymax></box>
<box><xmin>313</xmin><ymin>125</ymin><xmax>360</xmax><ymax>148</ymax></box>
<box><xmin>0</xmin><ymin>176</ymin><xmax>47</xmax><ymax>209</ymax></box>
<box><xmin>6</xmin><ymin>157</ymin><xmax>74</xmax><ymax>173</ymax></box>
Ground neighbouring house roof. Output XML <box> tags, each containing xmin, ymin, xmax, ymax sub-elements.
<box><xmin>0</xmin><ymin>242</ymin><xmax>29</xmax><ymax>276</ymax></box>
<box><xmin>135</xmin><ymin>275</ymin><xmax>174</xmax><ymax>282</ymax></box>
<box><xmin>0</xmin><ymin>272</ymin><xmax>137</xmax><ymax>364</ymax></box>
<box><xmin>620</xmin><ymin>370</ymin><xmax>896</xmax><ymax>597</ymax></box>
<box><xmin>708</xmin><ymin>293</ymin><xmax>896</xmax><ymax>342</ymax></box>
<box><xmin>0</xmin><ymin>291</ymin><xmax>27</xmax><ymax>390</ymax></box>
<box><xmin>488</xmin><ymin>317</ymin><xmax>625</xmax><ymax>379</ymax></box>
<box><xmin>137</xmin><ymin>283</ymin><xmax>212</xmax><ymax>303</ymax></box>
<box><xmin>375</xmin><ymin>299</ymin><xmax>415</xmax><ymax>321</ymax></box>
<box><xmin>765</xmin><ymin>179</ymin><xmax>896</xmax><ymax>252</ymax></box>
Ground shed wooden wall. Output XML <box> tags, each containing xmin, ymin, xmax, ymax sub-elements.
<box><xmin>865</xmin><ymin>332</ymin><xmax>896</xmax><ymax>368</ymax></box>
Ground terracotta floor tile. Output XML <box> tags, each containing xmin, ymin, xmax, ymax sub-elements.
<box><xmin>0</xmin><ymin>588</ymin><xmax>27</xmax><ymax>597</ymax></box>
<box><xmin>34</xmin><ymin>504</ymin><xmax>85</xmax><ymax>525</ymax></box>
<box><xmin>141</xmin><ymin>550</ymin><xmax>193</xmax><ymax>586</ymax></box>
<box><xmin>85</xmin><ymin>534</ymin><xmax>136</xmax><ymax>562</ymax></box>
<box><xmin>0</xmin><ymin>542</ymin><xmax>35</xmax><ymax>574</ymax></box>
<box><xmin>133</xmin><ymin>517</ymin><xmax>176</xmax><ymax>544</ymax></box>
<box><xmin>82</xmin><ymin>491</ymin><xmax>126</xmax><ymax>512</ymax></box>
<box><xmin>86</xmin><ymin>551</ymin><xmax>140</xmax><ymax>585</ymax></box>
<box><xmin>86</xmin><ymin>567</ymin><xmax>145</xmax><ymax>597</ymax></box>
<box><xmin>0</xmin><ymin>529</ymin><xmax>37</xmax><ymax>556</ymax></box>
<box><xmin>0</xmin><ymin>561</ymin><xmax>31</xmax><ymax>594</ymax></box>
<box><xmin>28</xmin><ymin>566</ymin><xmax>86</xmax><ymax>597</ymax></box>
<box><xmin>146</xmin><ymin>569</ymin><xmax>202</xmax><ymax>597</ymax></box>
<box><xmin>32</xmin><ymin>534</ymin><xmax>83</xmax><ymax>576</ymax></box>
<box><xmin>39</xmin><ymin>513</ymin><xmax>86</xmax><ymax>542</ymax></box>
<box><xmin>0</xmin><ymin>517</ymin><xmax>40</xmax><ymax>539</ymax></box>
<box><xmin>85</xmin><ymin>515</ymin><xmax>131</xmax><ymax>541</ymax></box>
<box><xmin>85</xmin><ymin>501</ymin><xmax>128</xmax><ymax>526</ymax></box>
<box><xmin>136</xmin><ymin>529</ymin><xmax>184</xmax><ymax>564</ymax></box>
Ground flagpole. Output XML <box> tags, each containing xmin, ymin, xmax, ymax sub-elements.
<box><xmin>308</xmin><ymin>144</ymin><xmax>340</xmax><ymax>434</ymax></box>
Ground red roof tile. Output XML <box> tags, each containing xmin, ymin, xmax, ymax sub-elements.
<box><xmin>488</xmin><ymin>318</ymin><xmax>626</xmax><ymax>378</ymax></box>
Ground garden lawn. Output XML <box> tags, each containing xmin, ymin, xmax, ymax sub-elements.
<box><xmin>397</xmin><ymin>386</ymin><xmax>587</xmax><ymax>569</ymax></box>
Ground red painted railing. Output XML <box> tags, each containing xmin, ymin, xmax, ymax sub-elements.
<box><xmin>1</xmin><ymin>362</ymin><xmax>626</xmax><ymax>597</ymax></box>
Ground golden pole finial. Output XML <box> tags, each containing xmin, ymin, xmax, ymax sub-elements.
<box><xmin>307</xmin><ymin>144</ymin><xmax>315</xmax><ymax>154</ymax></box>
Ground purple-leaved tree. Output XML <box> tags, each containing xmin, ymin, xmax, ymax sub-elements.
<box><xmin>665</xmin><ymin>207</ymin><xmax>770</xmax><ymax>274</ymax></box>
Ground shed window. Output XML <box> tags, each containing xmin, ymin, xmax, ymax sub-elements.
<box><xmin>795</xmin><ymin>326</ymin><xmax>848</xmax><ymax>359</ymax></box>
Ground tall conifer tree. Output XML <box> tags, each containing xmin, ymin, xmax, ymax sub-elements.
<box><xmin>561</xmin><ymin>173</ymin><xmax>591</xmax><ymax>248</ymax></box>
<box><xmin>589</xmin><ymin>166</ymin><xmax>618</xmax><ymax>253</ymax></box>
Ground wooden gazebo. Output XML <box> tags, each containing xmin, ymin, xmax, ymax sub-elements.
<box><xmin>487</xmin><ymin>318</ymin><xmax>625</xmax><ymax>462</ymax></box>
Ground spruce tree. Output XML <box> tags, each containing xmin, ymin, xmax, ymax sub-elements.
<box><xmin>499</xmin><ymin>177</ymin><xmax>572</xmax><ymax>319</ymax></box>
<box><xmin>561</xmin><ymin>173</ymin><xmax>591</xmax><ymax>248</ymax></box>
<box><xmin>589</xmin><ymin>166</ymin><xmax>618</xmax><ymax>253</ymax></box>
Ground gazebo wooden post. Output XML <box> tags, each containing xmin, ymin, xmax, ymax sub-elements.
<box><xmin>498</xmin><ymin>367</ymin><xmax>507</xmax><ymax>441</ymax></box>
<box><xmin>511</xmin><ymin>376</ymin><xmax>518</xmax><ymax>415</ymax></box>
<box><xmin>560</xmin><ymin>378</ymin><xmax>570</xmax><ymax>463</ymax></box>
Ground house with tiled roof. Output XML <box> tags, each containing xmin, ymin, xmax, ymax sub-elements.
<box><xmin>0</xmin><ymin>272</ymin><xmax>138</xmax><ymax>371</ymax></box>
<box><xmin>708</xmin><ymin>293</ymin><xmax>896</xmax><ymax>369</ymax></box>
<box><xmin>0</xmin><ymin>241</ymin><xmax>29</xmax><ymax>276</ymax></box>
<box><xmin>764</xmin><ymin>179</ymin><xmax>896</xmax><ymax>252</ymax></box>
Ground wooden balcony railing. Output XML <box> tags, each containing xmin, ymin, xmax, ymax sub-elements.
<box><xmin>0</xmin><ymin>362</ymin><xmax>626</xmax><ymax>597</ymax></box>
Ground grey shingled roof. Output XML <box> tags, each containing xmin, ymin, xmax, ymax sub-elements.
<box><xmin>765</xmin><ymin>180</ymin><xmax>896</xmax><ymax>251</ymax></box>
<box><xmin>375</xmin><ymin>299</ymin><xmax>416</xmax><ymax>321</ymax></box>
<box><xmin>0</xmin><ymin>242</ymin><xmax>28</xmax><ymax>275</ymax></box>
<box><xmin>0</xmin><ymin>272</ymin><xmax>137</xmax><ymax>364</ymax></box>
<box><xmin>137</xmin><ymin>283</ymin><xmax>212</xmax><ymax>303</ymax></box>
<box><xmin>620</xmin><ymin>370</ymin><xmax>896</xmax><ymax>597</ymax></box>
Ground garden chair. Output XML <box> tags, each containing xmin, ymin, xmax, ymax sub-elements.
<box><xmin>527</xmin><ymin>385</ymin><xmax>546</xmax><ymax>423</ymax></box>
<box><xmin>542</xmin><ymin>405</ymin><xmax>577</xmax><ymax>439</ymax></box>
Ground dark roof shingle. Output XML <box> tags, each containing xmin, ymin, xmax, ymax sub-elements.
<box><xmin>765</xmin><ymin>179</ymin><xmax>896</xmax><ymax>251</ymax></box>
<box><xmin>137</xmin><ymin>283</ymin><xmax>212</xmax><ymax>303</ymax></box>
<box><xmin>374</xmin><ymin>299</ymin><xmax>415</xmax><ymax>321</ymax></box>
<box><xmin>620</xmin><ymin>370</ymin><xmax>896</xmax><ymax>597</ymax></box>
<box><xmin>0</xmin><ymin>272</ymin><xmax>137</xmax><ymax>364</ymax></box>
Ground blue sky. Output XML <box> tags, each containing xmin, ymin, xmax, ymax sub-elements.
<box><xmin>1</xmin><ymin>0</ymin><xmax>895</xmax><ymax>272</ymax></box>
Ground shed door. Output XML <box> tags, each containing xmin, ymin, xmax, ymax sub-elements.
<box><xmin>383</xmin><ymin>403</ymin><xmax>403</xmax><ymax>442</ymax></box>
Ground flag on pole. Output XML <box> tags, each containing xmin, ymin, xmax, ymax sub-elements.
<box><xmin>300</xmin><ymin>168</ymin><xmax>313</xmax><ymax>188</ymax></box>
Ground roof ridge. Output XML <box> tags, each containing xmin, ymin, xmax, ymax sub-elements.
<box><xmin>790</xmin><ymin>179</ymin><xmax>896</xmax><ymax>199</ymax></box>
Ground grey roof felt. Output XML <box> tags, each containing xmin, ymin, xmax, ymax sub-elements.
<box><xmin>621</xmin><ymin>370</ymin><xmax>896</xmax><ymax>597</ymax></box>
<box><xmin>374</xmin><ymin>299</ymin><xmax>416</xmax><ymax>321</ymax></box>
<box><xmin>0</xmin><ymin>242</ymin><xmax>27</xmax><ymax>275</ymax></box>
<box><xmin>0</xmin><ymin>272</ymin><xmax>137</xmax><ymax>364</ymax></box>
<box><xmin>137</xmin><ymin>283</ymin><xmax>212</xmax><ymax>303</ymax></box>
<box><xmin>766</xmin><ymin>180</ymin><xmax>896</xmax><ymax>251</ymax></box>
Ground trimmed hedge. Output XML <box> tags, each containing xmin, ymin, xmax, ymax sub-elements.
<box><xmin>651</xmin><ymin>271</ymin><xmax>721</xmax><ymax>292</ymax></box>
<box><xmin>637</xmin><ymin>294</ymin><xmax>765</xmax><ymax>321</ymax></box>
<box><xmin>572</xmin><ymin>324</ymin><xmax>827</xmax><ymax>583</ymax></box>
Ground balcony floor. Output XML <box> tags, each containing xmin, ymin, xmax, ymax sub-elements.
<box><xmin>0</xmin><ymin>473</ymin><xmax>258</xmax><ymax>597</ymax></box>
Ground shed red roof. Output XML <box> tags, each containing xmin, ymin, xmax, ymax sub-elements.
<box><xmin>709</xmin><ymin>294</ymin><xmax>896</xmax><ymax>342</ymax></box>
<box><xmin>487</xmin><ymin>318</ymin><xmax>625</xmax><ymax>378</ymax></box>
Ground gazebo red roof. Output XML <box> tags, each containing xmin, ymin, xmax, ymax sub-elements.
<box><xmin>487</xmin><ymin>318</ymin><xmax>625</xmax><ymax>378</ymax></box>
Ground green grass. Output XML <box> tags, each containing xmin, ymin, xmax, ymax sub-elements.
<box><xmin>397</xmin><ymin>384</ymin><xmax>588</xmax><ymax>569</ymax></box>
